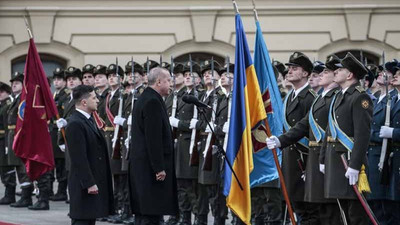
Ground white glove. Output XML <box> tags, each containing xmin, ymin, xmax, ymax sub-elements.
<box><xmin>189</xmin><ymin>119</ymin><xmax>198</xmax><ymax>129</ymax></box>
<box><xmin>5</xmin><ymin>147</ymin><xmax>8</xmax><ymax>155</ymax></box>
<box><xmin>319</xmin><ymin>164</ymin><xmax>325</xmax><ymax>174</ymax></box>
<box><xmin>379</xmin><ymin>126</ymin><xmax>394</xmax><ymax>139</ymax></box>
<box><xmin>266</xmin><ymin>136</ymin><xmax>281</xmax><ymax>149</ymax></box>
<box><xmin>169</xmin><ymin>117</ymin><xmax>179</xmax><ymax>128</ymax></box>
<box><xmin>124</xmin><ymin>138</ymin><xmax>130</xmax><ymax>149</ymax></box>
<box><xmin>345</xmin><ymin>167</ymin><xmax>359</xmax><ymax>185</ymax></box>
<box><xmin>59</xmin><ymin>145</ymin><xmax>66</xmax><ymax>152</ymax></box>
<box><xmin>222</xmin><ymin>122</ymin><xmax>229</xmax><ymax>133</ymax></box>
<box><xmin>113</xmin><ymin>115</ymin><xmax>126</xmax><ymax>126</ymax></box>
<box><xmin>205</xmin><ymin>124</ymin><xmax>215</xmax><ymax>133</ymax></box>
<box><xmin>127</xmin><ymin>115</ymin><xmax>132</xmax><ymax>126</ymax></box>
<box><xmin>56</xmin><ymin>118</ymin><xmax>67</xmax><ymax>129</ymax></box>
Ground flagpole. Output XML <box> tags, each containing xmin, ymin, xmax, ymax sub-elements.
<box><xmin>23</xmin><ymin>15</ymin><xmax>33</xmax><ymax>39</ymax></box>
<box><xmin>232</xmin><ymin>0</ymin><xmax>239</xmax><ymax>14</ymax></box>
<box><xmin>250</xmin><ymin>1</ymin><xmax>296</xmax><ymax>224</ymax></box>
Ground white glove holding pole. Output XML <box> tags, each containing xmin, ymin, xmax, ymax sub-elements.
<box><xmin>56</xmin><ymin>118</ymin><xmax>68</xmax><ymax>129</ymax></box>
<box><xmin>345</xmin><ymin>167</ymin><xmax>359</xmax><ymax>185</ymax></box>
<box><xmin>113</xmin><ymin>115</ymin><xmax>126</xmax><ymax>126</ymax></box>
<box><xmin>189</xmin><ymin>119</ymin><xmax>198</xmax><ymax>129</ymax></box>
<box><xmin>319</xmin><ymin>164</ymin><xmax>325</xmax><ymax>174</ymax></box>
<box><xmin>127</xmin><ymin>115</ymin><xmax>132</xmax><ymax>126</ymax></box>
<box><xmin>124</xmin><ymin>138</ymin><xmax>130</xmax><ymax>149</ymax></box>
<box><xmin>266</xmin><ymin>136</ymin><xmax>281</xmax><ymax>149</ymax></box>
<box><xmin>169</xmin><ymin>117</ymin><xmax>179</xmax><ymax>128</ymax></box>
<box><xmin>379</xmin><ymin>126</ymin><xmax>394</xmax><ymax>139</ymax></box>
<box><xmin>205</xmin><ymin>124</ymin><xmax>215</xmax><ymax>133</ymax></box>
<box><xmin>59</xmin><ymin>145</ymin><xmax>66</xmax><ymax>152</ymax></box>
<box><xmin>222</xmin><ymin>122</ymin><xmax>229</xmax><ymax>133</ymax></box>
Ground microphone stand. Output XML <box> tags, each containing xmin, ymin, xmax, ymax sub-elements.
<box><xmin>197</xmin><ymin>106</ymin><xmax>243</xmax><ymax>191</ymax></box>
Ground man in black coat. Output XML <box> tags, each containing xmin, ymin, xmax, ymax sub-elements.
<box><xmin>129</xmin><ymin>67</ymin><xmax>178</xmax><ymax>225</ymax></box>
<box><xmin>65</xmin><ymin>85</ymin><xmax>114</xmax><ymax>225</ymax></box>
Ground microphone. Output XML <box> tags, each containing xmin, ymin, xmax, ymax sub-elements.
<box><xmin>182</xmin><ymin>95</ymin><xmax>211</xmax><ymax>109</ymax></box>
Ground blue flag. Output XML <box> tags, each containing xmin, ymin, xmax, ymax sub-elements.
<box><xmin>250</xmin><ymin>20</ymin><xmax>284</xmax><ymax>187</ymax></box>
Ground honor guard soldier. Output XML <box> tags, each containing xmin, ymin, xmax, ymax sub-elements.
<box><xmin>6</xmin><ymin>72</ymin><xmax>34</xmax><ymax>208</ymax></box>
<box><xmin>0</xmin><ymin>83</ymin><xmax>14</xmax><ymax>205</ymax></box>
<box><xmin>266</xmin><ymin>52</ymin><xmax>316</xmax><ymax>224</ymax></box>
<box><xmin>366</xmin><ymin>60</ymin><xmax>398</xmax><ymax>223</ymax></box>
<box><xmin>365</xmin><ymin>64</ymin><xmax>379</xmax><ymax>99</ymax></box>
<box><xmin>267</xmin><ymin>55</ymin><xmax>341</xmax><ymax>224</ymax></box>
<box><xmin>82</xmin><ymin>64</ymin><xmax>96</xmax><ymax>87</ymax></box>
<box><xmin>194</xmin><ymin>59</ymin><xmax>225</xmax><ymax>225</ymax></box>
<box><xmin>55</xmin><ymin>66</ymin><xmax>83</xmax><ymax>202</ymax></box>
<box><xmin>272</xmin><ymin>60</ymin><xmax>288</xmax><ymax>99</ymax></box>
<box><xmin>169</xmin><ymin>61</ymin><xmax>204</xmax><ymax>225</ymax></box>
<box><xmin>143</xmin><ymin>59</ymin><xmax>160</xmax><ymax>87</ymax></box>
<box><xmin>104</xmin><ymin>63</ymin><xmax>125</xmax><ymax>222</ymax></box>
<box><xmin>319</xmin><ymin>52</ymin><xmax>373</xmax><ymax>224</ymax></box>
<box><xmin>379</xmin><ymin>64</ymin><xmax>400</xmax><ymax>224</ymax></box>
<box><xmin>309</xmin><ymin>61</ymin><xmax>325</xmax><ymax>94</ymax></box>
<box><xmin>93</xmin><ymin>64</ymin><xmax>109</xmax><ymax>123</ymax></box>
<box><xmin>48</xmin><ymin>68</ymin><xmax>70</xmax><ymax>203</ymax></box>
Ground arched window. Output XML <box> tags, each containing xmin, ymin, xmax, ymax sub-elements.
<box><xmin>11</xmin><ymin>53</ymin><xmax>67</xmax><ymax>79</ymax></box>
<box><xmin>175</xmin><ymin>52</ymin><xmax>225</xmax><ymax>66</ymax></box>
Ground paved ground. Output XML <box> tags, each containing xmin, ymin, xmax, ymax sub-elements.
<box><xmin>0</xmin><ymin>183</ymin><xmax>229</xmax><ymax>225</ymax></box>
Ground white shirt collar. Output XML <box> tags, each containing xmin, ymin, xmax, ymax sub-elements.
<box><xmin>321</xmin><ymin>88</ymin><xmax>332</xmax><ymax>98</ymax></box>
<box><xmin>342</xmin><ymin>87</ymin><xmax>349</xmax><ymax>94</ymax></box>
<box><xmin>378</xmin><ymin>94</ymin><xmax>386</xmax><ymax>104</ymax></box>
<box><xmin>293</xmin><ymin>82</ymin><xmax>309</xmax><ymax>99</ymax></box>
<box><xmin>76</xmin><ymin>108</ymin><xmax>91</xmax><ymax>119</ymax></box>
<box><xmin>110</xmin><ymin>89</ymin><xmax>118</xmax><ymax>99</ymax></box>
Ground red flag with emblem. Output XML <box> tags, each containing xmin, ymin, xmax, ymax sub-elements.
<box><xmin>13</xmin><ymin>38</ymin><xmax>58</xmax><ymax>181</ymax></box>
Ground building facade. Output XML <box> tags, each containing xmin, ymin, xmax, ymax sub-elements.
<box><xmin>1</xmin><ymin>0</ymin><xmax>400</xmax><ymax>81</ymax></box>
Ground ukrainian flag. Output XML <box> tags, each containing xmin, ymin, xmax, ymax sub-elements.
<box><xmin>223</xmin><ymin>14</ymin><xmax>267</xmax><ymax>225</ymax></box>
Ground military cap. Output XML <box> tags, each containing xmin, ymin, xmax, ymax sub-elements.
<box><xmin>106</xmin><ymin>64</ymin><xmax>124</xmax><ymax>77</ymax></box>
<box><xmin>182</xmin><ymin>61</ymin><xmax>201</xmax><ymax>75</ymax></box>
<box><xmin>0</xmin><ymin>82</ymin><xmax>11</xmax><ymax>94</ymax></box>
<box><xmin>325</xmin><ymin>54</ymin><xmax>341</xmax><ymax>71</ymax></box>
<box><xmin>365</xmin><ymin>64</ymin><xmax>377</xmax><ymax>88</ymax></box>
<box><xmin>336</xmin><ymin>52</ymin><xmax>368</xmax><ymax>79</ymax></box>
<box><xmin>393</xmin><ymin>62</ymin><xmax>400</xmax><ymax>75</ymax></box>
<box><xmin>53</xmin><ymin>67</ymin><xmax>65</xmax><ymax>79</ymax></box>
<box><xmin>10</xmin><ymin>72</ymin><xmax>24</xmax><ymax>83</ymax></box>
<box><xmin>220</xmin><ymin>63</ymin><xmax>235</xmax><ymax>74</ymax></box>
<box><xmin>125</xmin><ymin>61</ymin><xmax>144</xmax><ymax>75</ymax></box>
<box><xmin>94</xmin><ymin>64</ymin><xmax>107</xmax><ymax>76</ymax></box>
<box><xmin>312</xmin><ymin>61</ymin><xmax>325</xmax><ymax>74</ymax></box>
<box><xmin>378</xmin><ymin>59</ymin><xmax>399</xmax><ymax>75</ymax></box>
<box><xmin>65</xmin><ymin>66</ymin><xmax>82</xmax><ymax>80</ymax></box>
<box><xmin>171</xmin><ymin>62</ymin><xmax>185</xmax><ymax>74</ymax></box>
<box><xmin>82</xmin><ymin>64</ymin><xmax>95</xmax><ymax>74</ymax></box>
<box><xmin>285</xmin><ymin>52</ymin><xmax>313</xmax><ymax>74</ymax></box>
<box><xmin>161</xmin><ymin>62</ymin><xmax>170</xmax><ymax>70</ymax></box>
<box><xmin>272</xmin><ymin>60</ymin><xmax>286</xmax><ymax>75</ymax></box>
<box><xmin>201</xmin><ymin>59</ymin><xmax>221</xmax><ymax>75</ymax></box>
<box><xmin>282</xmin><ymin>68</ymin><xmax>288</xmax><ymax>77</ymax></box>
<box><xmin>143</xmin><ymin>60</ymin><xmax>159</xmax><ymax>73</ymax></box>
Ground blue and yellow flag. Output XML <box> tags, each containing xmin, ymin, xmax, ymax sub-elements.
<box><xmin>250</xmin><ymin>21</ymin><xmax>284</xmax><ymax>187</ymax></box>
<box><xmin>223</xmin><ymin>14</ymin><xmax>267</xmax><ymax>225</ymax></box>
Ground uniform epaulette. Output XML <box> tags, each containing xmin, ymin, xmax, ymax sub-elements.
<box><xmin>355</xmin><ymin>86</ymin><xmax>365</xmax><ymax>93</ymax></box>
<box><xmin>309</xmin><ymin>89</ymin><xmax>317</xmax><ymax>97</ymax></box>
<box><xmin>64</xmin><ymin>89</ymin><xmax>71</xmax><ymax>94</ymax></box>
<box><xmin>217</xmin><ymin>89</ymin><xmax>225</xmax><ymax>96</ymax></box>
<box><xmin>138</xmin><ymin>87</ymin><xmax>145</xmax><ymax>94</ymax></box>
<box><xmin>6</xmin><ymin>99</ymin><xmax>11</xmax><ymax>105</ymax></box>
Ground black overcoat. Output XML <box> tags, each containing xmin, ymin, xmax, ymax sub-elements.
<box><xmin>66</xmin><ymin>110</ymin><xmax>114</xmax><ymax>220</ymax></box>
<box><xmin>128</xmin><ymin>87</ymin><xmax>178</xmax><ymax>215</ymax></box>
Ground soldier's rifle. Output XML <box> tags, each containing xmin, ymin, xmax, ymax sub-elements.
<box><xmin>378</xmin><ymin>52</ymin><xmax>392</xmax><ymax>184</ymax></box>
<box><xmin>189</xmin><ymin>54</ymin><xmax>200</xmax><ymax>166</ymax></box>
<box><xmin>170</xmin><ymin>56</ymin><xmax>179</xmax><ymax>140</ymax></box>
<box><xmin>111</xmin><ymin>57</ymin><xmax>124</xmax><ymax>159</ymax></box>
<box><xmin>125</xmin><ymin>57</ymin><xmax>136</xmax><ymax>159</ymax></box>
<box><xmin>202</xmin><ymin>57</ymin><xmax>218</xmax><ymax>171</ymax></box>
<box><xmin>223</xmin><ymin>56</ymin><xmax>232</xmax><ymax>152</ymax></box>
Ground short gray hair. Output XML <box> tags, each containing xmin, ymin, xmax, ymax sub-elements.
<box><xmin>147</xmin><ymin>67</ymin><xmax>170</xmax><ymax>86</ymax></box>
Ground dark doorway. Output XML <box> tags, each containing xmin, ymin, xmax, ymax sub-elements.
<box><xmin>11</xmin><ymin>53</ymin><xmax>67</xmax><ymax>79</ymax></box>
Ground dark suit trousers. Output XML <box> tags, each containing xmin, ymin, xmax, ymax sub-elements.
<box><xmin>71</xmin><ymin>219</ymin><xmax>95</xmax><ymax>225</ymax></box>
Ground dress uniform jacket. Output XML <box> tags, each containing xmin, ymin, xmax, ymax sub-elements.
<box><xmin>0</xmin><ymin>98</ymin><xmax>11</xmax><ymax>166</ymax></box>
<box><xmin>59</xmin><ymin>94</ymin><xmax>75</xmax><ymax>171</ymax></box>
<box><xmin>367</xmin><ymin>95</ymin><xmax>390</xmax><ymax>200</ymax></box>
<box><xmin>51</xmin><ymin>87</ymin><xmax>70</xmax><ymax>159</ymax></box>
<box><xmin>388</xmin><ymin>95</ymin><xmax>400</xmax><ymax>201</ymax></box>
<box><xmin>66</xmin><ymin>110</ymin><xmax>114</xmax><ymax>220</ymax></box>
<box><xmin>6</xmin><ymin>95</ymin><xmax>22</xmax><ymax>166</ymax></box>
<box><xmin>96</xmin><ymin>87</ymin><xmax>110</xmax><ymax>122</ymax></box>
<box><xmin>104</xmin><ymin>88</ymin><xmax>123</xmax><ymax>174</ymax></box>
<box><xmin>197</xmin><ymin>87</ymin><xmax>225</xmax><ymax>185</ymax></box>
<box><xmin>165</xmin><ymin>87</ymin><xmax>186</xmax><ymax>117</ymax></box>
<box><xmin>281</xmin><ymin>85</ymin><xmax>316</xmax><ymax>201</ymax></box>
<box><xmin>128</xmin><ymin>87</ymin><xmax>178</xmax><ymax>215</ymax></box>
<box><xmin>279</xmin><ymin>87</ymin><xmax>338</xmax><ymax>203</ymax></box>
<box><xmin>320</xmin><ymin>83</ymin><xmax>373</xmax><ymax>199</ymax></box>
<box><xmin>174</xmin><ymin>88</ymin><xmax>204</xmax><ymax>179</ymax></box>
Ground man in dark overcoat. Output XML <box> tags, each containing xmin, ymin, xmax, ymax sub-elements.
<box><xmin>129</xmin><ymin>67</ymin><xmax>178</xmax><ymax>225</ymax></box>
<box><xmin>66</xmin><ymin>85</ymin><xmax>114</xmax><ymax>225</ymax></box>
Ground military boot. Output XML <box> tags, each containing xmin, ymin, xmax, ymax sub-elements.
<box><xmin>166</xmin><ymin>215</ymin><xmax>179</xmax><ymax>225</ymax></box>
<box><xmin>10</xmin><ymin>185</ymin><xmax>33</xmax><ymax>208</ymax></box>
<box><xmin>177</xmin><ymin>211</ymin><xmax>191</xmax><ymax>225</ymax></box>
<box><xmin>28</xmin><ymin>174</ymin><xmax>50</xmax><ymax>210</ymax></box>
<box><xmin>193</xmin><ymin>215</ymin><xmax>207</xmax><ymax>225</ymax></box>
<box><xmin>50</xmin><ymin>180</ymin><xmax>67</xmax><ymax>201</ymax></box>
<box><xmin>0</xmin><ymin>185</ymin><xmax>16</xmax><ymax>205</ymax></box>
